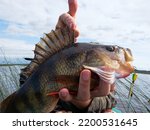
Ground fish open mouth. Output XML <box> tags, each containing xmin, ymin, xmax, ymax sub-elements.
<box><xmin>83</xmin><ymin>63</ymin><xmax>134</xmax><ymax>84</ymax></box>
<box><xmin>83</xmin><ymin>65</ymin><xmax>116</xmax><ymax>84</ymax></box>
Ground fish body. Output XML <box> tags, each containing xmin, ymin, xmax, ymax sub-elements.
<box><xmin>0</xmin><ymin>28</ymin><xmax>134</xmax><ymax>112</ymax></box>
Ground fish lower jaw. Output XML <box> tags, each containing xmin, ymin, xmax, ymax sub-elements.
<box><xmin>115</xmin><ymin>72</ymin><xmax>130</xmax><ymax>79</ymax></box>
<box><xmin>115</xmin><ymin>64</ymin><xmax>134</xmax><ymax>78</ymax></box>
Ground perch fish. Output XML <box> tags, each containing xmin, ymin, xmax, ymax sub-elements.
<box><xmin>0</xmin><ymin>27</ymin><xmax>134</xmax><ymax>112</ymax></box>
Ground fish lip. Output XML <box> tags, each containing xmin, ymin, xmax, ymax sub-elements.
<box><xmin>115</xmin><ymin>61</ymin><xmax>135</xmax><ymax>78</ymax></box>
<box><xmin>123</xmin><ymin>48</ymin><xmax>134</xmax><ymax>62</ymax></box>
<box><xmin>83</xmin><ymin>65</ymin><xmax>116</xmax><ymax>84</ymax></box>
<box><xmin>115</xmin><ymin>72</ymin><xmax>130</xmax><ymax>78</ymax></box>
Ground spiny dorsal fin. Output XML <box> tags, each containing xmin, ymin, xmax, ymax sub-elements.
<box><xmin>20</xmin><ymin>27</ymin><xmax>74</xmax><ymax>85</ymax></box>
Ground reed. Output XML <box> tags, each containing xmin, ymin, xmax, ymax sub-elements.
<box><xmin>0</xmin><ymin>64</ymin><xmax>22</xmax><ymax>102</ymax></box>
<box><xmin>0</xmin><ymin>50</ymin><xmax>26</xmax><ymax>101</ymax></box>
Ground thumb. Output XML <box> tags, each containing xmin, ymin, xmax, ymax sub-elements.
<box><xmin>68</xmin><ymin>0</ymin><xmax>78</xmax><ymax>17</ymax></box>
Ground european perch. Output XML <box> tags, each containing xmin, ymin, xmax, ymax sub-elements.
<box><xmin>0</xmin><ymin>27</ymin><xmax>134</xmax><ymax>112</ymax></box>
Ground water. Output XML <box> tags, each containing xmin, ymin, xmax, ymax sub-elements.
<box><xmin>0</xmin><ymin>65</ymin><xmax>150</xmax><ymax>113</ymax></box>
<box><xmin>0</xmin><ymin>65</ymin><xmax>22</xmax><ymax>100</ymax></box>
<box><xmin>116</xmin><ymin>74</ymin><xmax>150</xmax><ymax>113</ymax></box>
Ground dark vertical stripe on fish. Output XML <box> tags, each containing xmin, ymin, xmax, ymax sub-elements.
<box><xmin>30</xmin><ymin>74</ymin><xmax>45</xmax><ymax>109</ymax></box>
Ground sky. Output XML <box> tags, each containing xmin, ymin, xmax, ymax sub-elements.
<box><xmin>0</xmin><ymin>0</ymin><xmax>150</xmax><ymax>69</ymax></box>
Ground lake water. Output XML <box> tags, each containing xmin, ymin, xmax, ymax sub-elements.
<box><xmin>116</xmin><ymin>74</ymin><xmax>150</xmax><ymax>113</ymax></box>
<box><xmin>0</xmin><ymin>65</ymin><xmax>150</xmax><ymax>113</ymax></box>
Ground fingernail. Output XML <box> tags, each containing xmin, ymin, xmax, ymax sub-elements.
<box><xmin>72</xmin><ymin>24</ymin><xmax>76</xmax><ymax>30</ymax></box>
<box><xmin>61</xmin><ymin>91</ymin><xmax>67</xmax><ymax>97</ymax></box>
<box><xmin>82</xmin><ymin>70</ymin><xmax>90</xmax><ymax>81</ymax></box>
<box><xmin>69</xmin><ymin>0</ymin><xmax>74</xmax><ymax>4</ymax></box>
<box><xmin>69</xmin><ymin>23</ymin><xmax>73</xmax><ymax>29</ymax></box>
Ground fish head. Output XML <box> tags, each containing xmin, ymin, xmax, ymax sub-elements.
<box><xmin>82</xmin><ymin>43</ymin><xmax>134</xmax><ymax>84</ymax></box>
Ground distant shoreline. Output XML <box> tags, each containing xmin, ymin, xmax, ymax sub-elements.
<box><xmin>0</xmin><ymin>64</ymin><xmax>28</xmax><ymax>66</ymax></box>
<box><xmin>135</xmin><ymin>69</ymin><xmax>150</xmax><ymax>75</ymax></box>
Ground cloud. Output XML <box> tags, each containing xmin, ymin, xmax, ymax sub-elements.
<box><xmin>76</xmin><ymin>0</ymin><xmax>150</xmax><ymax>43</ymax></box>
<box><xmin>1</xmin><ymin>0</ymin><xmax>150</xmax><ymax>40</ymax></box>
<box><xmin>0</xmin><ymin>0</ymin><xmax>67</xmax><ymax>36</ymax></box>
<box><xmin>0</xmin><ymin>0</ymin><xmax>150</xmax><ymax>69</ymax></box>
<box><xmin>0</xmin><ymin>38</ymin><xmax>34</xmax><ymax>58</ymax></box>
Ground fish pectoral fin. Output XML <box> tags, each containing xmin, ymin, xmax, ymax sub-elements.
<box><xmin>47</xmin><ymin>91</ymin><xmax>77</xmax><ymax>96</ymax></box>
<box><xmin>83</xmin><ymin>65</ymin><xmax>116</xmax><ymax>84</ymax></box>
<box><xmin>47</xmin><ymin>92</ymin><xmax>59</xmax><ymax>96</ymax></box>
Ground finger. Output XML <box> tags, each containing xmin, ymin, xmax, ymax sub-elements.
<box><xmin>59</xmin><ymin>87</ymin><xmax>91</xmax><ymax>109</ymax></box>
<box><xmin>74</xmin><ymin>26</ymin><xmax>80</xmax><ymax>38</ymax></box>
<box><xmin>56</xmin><ymin>13</ymin><xmax>79</xmax><ymax>34</ymax></box>
<box><xmin>68</xmin><ymin>0</ymin><xmax>78</xmax><ymax>17</ymax></box>
<box><xmin>60</xmin><ymin>13</ymin><xmax>76</xmax><ymax>29</ymax></box>
<box><xmin>77</xmin><ymin>69</ymin><xmax>91</xmax><ymax>100</ymax></box>
<box><xmin>56</xmin><ymin>13</ymin><xmax>71</xmax><ymax>30</ymax></box>
<box><xmin>59</xmin><ymin>88</ymin><xmax>72</xmax><ymax>102</ymax></box>
<box><xmin>110</xmin><ymin>83</ymin><xmax>116</xmax><ymax>92</ymax></box>
<box><xmin>70</xmin><ymin>98</ymin><xmax>92</xmax><ymax>109</ymax></box>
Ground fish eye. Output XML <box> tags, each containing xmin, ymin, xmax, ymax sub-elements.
<box><xmin>105</xmin><ymin>46</ymin><xmax>115</xmax><ymax>52</ymax></box>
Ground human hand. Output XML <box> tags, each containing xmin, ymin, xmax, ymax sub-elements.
<box><xmin>59</xmin><ymin>69</ymin><xmax>91</xmax><ymax>109</ymax></box>
<box><xmin>59</xmin><ymin>69</ymin><xmax>116</xmax><ymax>110</ymax></box>
<box><xmin>57</xmin><ymin>0</ymin><xmax>116</xmax><ymax>110</ymax></box>
<box><xmin>56</xmin><ymin>0</ymin><xmax>79</xmax><ymax>42</ymax></box>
